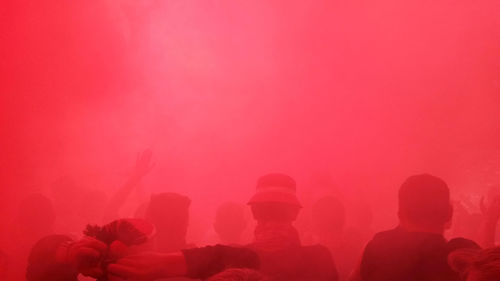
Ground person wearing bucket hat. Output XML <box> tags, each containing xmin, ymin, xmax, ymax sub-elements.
<box><xmin>247</xmin><ymin>173</ymin><xmax>338</xmax><ymax>281</ymax></box>
<box><xmin>248</xmin><ymin>173</ymin><xmax>302</xmax><ymax>207</ymax></box>
<box><xmin>248</xmin><ymin>173</ymin><xmax>302</xmax><ymax>225</ymax></box>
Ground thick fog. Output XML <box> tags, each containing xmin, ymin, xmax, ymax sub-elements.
<box><xmin>1</xmin><ymin>0</ymin><xmax>500</xmax><ymax>277</ymax></box>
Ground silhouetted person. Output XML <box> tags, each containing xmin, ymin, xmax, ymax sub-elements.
<box><xmin>312</xmin><ymin>196</ymin><xmax>363</xmax><ymax>280</ymax></box>
<box><xmin>145</xmin><ymin>192</ymin><xmax>192</xmax><ymax>253</ymax></box>
<box><xmin>247</xmin><ymin>173</ymin><xmax>338</xmax><ymax>281</ymax></box>
<box><xmin>7</xmin><ymin>194</ymin><xmax>55</xmax><ymax>281</ymax></box>
<box><xmin>214</xmin><ymin>202</ymin><xmax>247</xmax><ymax>245</ymax></box>
<box><xmin>477</xmin><ymin>186</ymin><xmax>500</xmax><ymax>248</ymax></box>
<box><xmin>312</xmin><ymin>197</ymin><xmax>346</xmax><ymax>245</ymax></box>
<box><xmin>51</xmin><ymin>177</ymin><xmax>85</xmax><ymax>233</ymax></box>
<box><xmin>79</xmin><ymin>189</ymin><xmax>108</xmax><ymax>226</ymax></box>
<box><xmin>26</xmin><ymin>217</ymin><xmax>260</xmax><ymax>281</ymax></box>
<box><xmin>104</xmin><ymin>149</ymin><xmax>155</xmax><ymax>222</ymax></box>
<box><xmin>354</xmin><ymin>174</ymin><xmax>477</xmax><ymax>281</ymax></box>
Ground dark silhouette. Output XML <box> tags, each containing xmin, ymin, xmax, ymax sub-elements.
<box><xmin>247</xmin><ymin>173</ymin><xmax>338</xmax><ymax>281</ymax></box>
<box><xmin>312</xmin><ymin>196</ymin><xmax>364</xmax><ymax>281</ymax></box>
<box><xmin>353</xmin><ymin>174</ymin><xmax>478</xmax><ymax>281</ymax></box>
<box><xmin>144</xmin><ymin>192</ymin><xmax>192</xmax><ymax>253</ymax></box>
<box><xmin>7</xmin><ymin>194</ymin><xmax>56</xmax><ymax>281</ymax></box>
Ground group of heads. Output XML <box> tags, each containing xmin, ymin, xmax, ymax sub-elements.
<box><xmin>142</xmin><ymin>172</ymin><xmax>456</xmax><ymax>244</ymax></box>
<box><xmin>141</xmin><ymin>173</ymin><xmax>303</xmax><ymax>250</ymax></box>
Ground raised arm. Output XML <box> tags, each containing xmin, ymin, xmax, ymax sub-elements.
<box><xmin>107</xmin><ymin>245</ymin><xmax>260</xmax><ymax>281</ymax></box>
<box><xmin>477</xmin><ymin>195</ymin><xmax>500</xmax><ymax>248</ymax></box>
<box><xmin>104</xmin><ymin>149</ymin><xmax>154</xmax><ymax>221</ymax></box>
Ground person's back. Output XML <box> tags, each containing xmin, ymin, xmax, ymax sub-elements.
<box><xmin>144</xmin><ymin>193</ymin><xmax>194</xmax><ymax>281</ymax></box>
<box><xmin>144</xmin><ymin>192</ymin><xmax>192</xmax><ymax>253</ymax></box>
<box><xmin>7</xmin><ymin>194</ymin><xmax>55</xmax><ymax>281</ymax></box>
<box><xmin>247</xmin><ymin>173</ymin><xmax>338</xmax><ymax>281</ymax></box>
<box><xmin>358</xmin><ymin>174</ymin><xmax>475</xmax><ymax>281</ymax></box>
<box><xmin>361</xmin><ymin>226</ymin><xmax>457</xmax><ymax>281</ymax></box>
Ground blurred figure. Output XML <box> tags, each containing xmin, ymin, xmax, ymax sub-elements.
<box><xmin>104</xmin><ymin>149</ymin><xmax>155</xmax><ymax>221</ymax></box>
<box><xmin>450</xmin><ymin>200</ymin><xmax>482</xmax><ymax>242</ymax></box>
<box><xmin>6</xmin><ymin>194</ymin><xmax>55</xmax><ymax>281</ymax></box>
<box><xmin>349</xmin><ymin>201</ymin><xmax>374</xmax><ymax>243</ymax></box>
<box><xmin>13</xmin><ymin>193</ymin><xmax>56</xmax><ymax>244</ymax></box>
<box><xmin>448</xmin><ymin>246</ymin><xmax>500</xmax><ymax>281</ymax></box>
<box><xmin>51</xmin><ymin>177</ymin><xmax>86</xmax><ymax>233</ymax></box>
<box><xmin>145</xmin><ymin>192</ymin><xmax>192</xmax><ymax>253</ymax></box>
<box><xmin>311</xmin><ymin>196</ymin><xmax>345</xmax><ymax>247</ymax></box>
<box><xmin>27</xmin><ymin>223</ymin><xmax>260</xmax><ymax>281</ymax></box>
<box><xmin>207</xmin><ymin>268</ymin><xmax>272</xmax><ymax>281</ymax></box>
<box><xmin>352</xmin><ymin>174</ymin><xmax>477</xmax><ymax>281</ymax></box>
<box><xmin>477</xmin><ymin>186</ymin><xmax>500</xmax><ymax>248</ymax></box>
<box><xmin>27</xmin><ymin>235</ymin><xmax>108</xmax><ymax>281</ymax></box>
<box><xmin>26</xmin><ymin>218</ymin><xmax>155</xmax><ymax>281</ymax></box>
<box><xmin>79</xmin><ymin>189</ymin><xmax>108</xmax><ymax>226</ymax></box>
<box><xmin>312</xmin><ymin>196</ymin><xmax>363</xmax><ymax>280</ymax></box>
<box><xmin>247</xmin><ymin>173</ymin><xmax>338</xmax><ymax>281</ymax></box>
<box><xmin>214</xmin><ymin>202</ymin><xmax>248</xmax><ymax>245</ymax></box>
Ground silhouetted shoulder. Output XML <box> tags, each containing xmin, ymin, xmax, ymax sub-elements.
<box><xmin>370</xmin><ymin>228</ymin><xmax>402</xmax><ymax>241</ymax></box>
<box><xmin>301</xmin><ymin>245</ymin><xmax>338</xmax><ymax>281</ymax></box>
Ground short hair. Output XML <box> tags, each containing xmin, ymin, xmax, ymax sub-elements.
<box><xmin>471</xmin><ymin>247</ymin><xmax>500</xmax><ymax>281</ymax></box>
<box><xmin>145</xmin><ymin>192</ymin><xmax>191</xmax><ymax>231</ymax></box>
<box><xmin>207</xmin><ymin>268</ymin><xmax>272</xmax><ymax>281</ymax></box>
<box><xmin>398</xmin><ymin>174</ymin><xmax>451</xmax><ymax>227</ymax></box>
<box><xmin>312</xmin><ymin>196</ymin><xmax>346</xmax><ymax>232</ymax></box>
<box><xmin>449</xmin><ymin>247</ymin><xmax>500</xmax><ymax>281</ymax></box>
<box><xmin>18</xmin><ymin>193</ymin><xmax>55</xmax><ymax>227</ymax></box>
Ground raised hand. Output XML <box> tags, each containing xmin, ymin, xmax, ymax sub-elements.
<box><xmin>134</xmin><ymin>149</ymin><xmax>155</xmax><ymax>179</ymax></box>
<box><xmin>481</xmin><ymin>194</ymin><xmax>500</xmax><ymax>222</ymax></box>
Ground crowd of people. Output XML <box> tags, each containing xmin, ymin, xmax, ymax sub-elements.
<box><xmin>2</xmin><ymin>151</ymin><xmax>500</xmax><ymax>281</ymax></box>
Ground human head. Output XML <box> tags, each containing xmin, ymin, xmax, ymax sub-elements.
<box><xmin>312</xmin><ymin>196</ymin><xmax>345</xmax><ymax>237</ymax></box>
<box><xmin>248</xmin><ymin>173</ymin><xmax>301</xmax><ymax>223</ymax></box>
<box><xmin>207</xmin><ymin>268</ymin><xmax>272</xmax><ymax>281</ymax></box>
<box><xmin>398</xmin><ymin>174</ymin><xmax>452</xmax><ymax>232</ymax></box>
<box><xmin>51</xmin><ymin>176</ymin><xmax>84</xmax><ymax>209</ymax></box>
<box><xmin>449</xmin><ymin>247</ymin><xmax>500</xmax><ymax>281</ymax></box>
<box><xmin>214</xmin><ymin>202</ymin><xmax>247</xmax><ymax>244</ymax></box>
<box><xmin>16</xmin><ymin>193</ymin><xmax>55</xmax><ymax>237</ymax></box>
<box><xmin>145</xmin><ymin>192</ymin><xmax>190</xmax><ymax>252</ymax></box>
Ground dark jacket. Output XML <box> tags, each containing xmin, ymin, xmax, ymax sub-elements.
<box><xmin>360</xmin><ymin>227</ymin><xmax>477</xmax><ymax>281</ymax></box>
